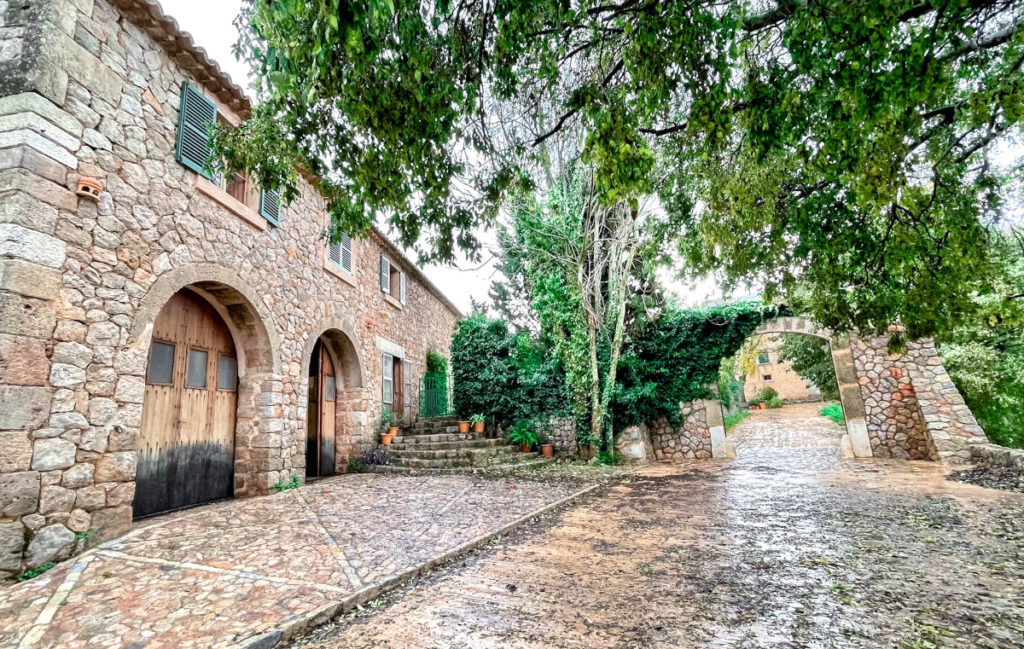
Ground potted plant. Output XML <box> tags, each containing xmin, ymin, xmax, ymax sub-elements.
<box><xmin>507</xmin><ymin>419</ymin><xmax>538</xmax><ymax>453</ymax></box>
<box><xmin>537</xmin><ymin>421</ymin><xmax>554</xmax><ymax>458</ymax></box>
<box><xmin>458</xmin><ymin>419</ymin><xmax>470</xmax><ymax>433</ymax></box>
<box><xmin>379</xmin><ymin>410</ymin><xmax>395</xmax><ymax>445</ymax></box>
<box><xmin>469</xmin><ymin>414</ymin><xmax>485</xmax><ymax>433</ymax></box>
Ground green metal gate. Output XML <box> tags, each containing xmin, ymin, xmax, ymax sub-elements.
<box><xmin>418</xmin><ymin>376</ymin><xmax>453</xmax><ymax>417</ymax></box>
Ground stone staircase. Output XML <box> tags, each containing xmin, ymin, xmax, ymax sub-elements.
<box><xmin>371</xmin><ymin>416</ymin><xmax>553</xmax><ymax>474</ymax></box>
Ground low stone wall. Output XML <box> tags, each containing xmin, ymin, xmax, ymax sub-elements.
<box><xmin>650</xmin><ymin>400</ymin><xmax>713</xmax><ymax>460</ymax></box>
<box><xmin>970</xmin><ymin>443</ymin><xmax>1024</xmax><ymax>469</ymax></box>
<box><xmin>546</xmin><ymin>417</ymin><xmax>576</xmax><ymax>454</ymax></box>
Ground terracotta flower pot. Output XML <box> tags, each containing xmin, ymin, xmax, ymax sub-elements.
<box><xmin>541</xmin><ymin>444</ymin><xmax>554</xmax><ymax>459</ymax></box>
<box><xmin>458</xmin><ymin>421</ymin><xmax>470</xmax><ymax>433</ymax></box>
<box><xmin>473</xmin><ymin>421</ymin><xmax>484</xmax><ymax>433</ymax></box>
<box><xmin>520</xmin><ymin>443</ymin><xmax>531</xmax><ymax>453</ymax></box>
<box><xmin>381</xmin><ymin>433</ymin><xmax>394</xmax><ymax>445</ymax></box>
<box><xmin>759</xmin><ymin>403</ymin><xmax>766</xmax><ymax>410</ymax></box>
<box><xmin>389</xmin><ymin>426</ymin><xmax>399</xmax><ymax>436</ymax></box>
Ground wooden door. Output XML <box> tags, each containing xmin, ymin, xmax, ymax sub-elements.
<box><xmin>306</xmin><ymin>339</ymin><xmax>337</xmax><ymax>477</ymax></box>
<box><xmin>135</xmin><ymin>289</ymin><xmax>237</xmax><ymax>518</ymax></box>
<box><xmin>392</xmin><ymin>357</ymin><xmax>404</xmax><ymax>416</ymax></box>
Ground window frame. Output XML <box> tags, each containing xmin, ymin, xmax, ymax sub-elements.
<box><xmin>146</xmin><ymin>339</ymin><xmax>176</xmax><ymax>386</ymax></box>
<box><xmin>757</xmin><ymin>352</ymin><xmax>771</xmax><ymax>365</ymax></box>
<box><xmin>185</xmin><ymin>346</ymin><xmax>210</xmax><ymax>390</ymax></box>
<box><xmin>216</xmin><ymin>354</ymin><xmax>237</xmax><ymax>391</ymax></box>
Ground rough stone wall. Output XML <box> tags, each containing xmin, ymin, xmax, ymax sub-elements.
<box><xmin>546</xmin><ymin>416</ymin><xmax>576</xmax><ymax>454</ymax></box>
<box><xmin>0</xmin><ymin>0</ymin><xmax>459</xmax><ymax>577</ymax></box>
<box><xmin>851</xmin><ymin>335</ymin><xmax>986</xmax><ymax>462</ymax></box>
<box><xmin>850</xmin><ymin>334</ymin><xmax>936</xmax><ymax>460</ymax></box>
<box><xmin>650</xmin><ymin>400</ymin><xmax>713</xmax><ymax>460</ymax></box>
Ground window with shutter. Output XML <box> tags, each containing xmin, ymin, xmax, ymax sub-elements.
<box><xmin>175</xmin><ymin>83</ymin><xmax>218</xmax><ymax>180</ymax></box>
<box><xmin>340</xmin><ymin>233</ymin><xmax>353</xmax><ymax>272</ymax></box>
<box><xmin>380</xmin><ymin>256</ymin><xmax>391</xmax><ymax>293</ymax></box>
<box><xmin>328</xmin><ymin>241</ymin><xmax>342</xmax><ymax>267</ymax></box>
<box><xmin>399</xmin><ymin>271</ymin><xmax>407</xmax><ymax>305</ymax></box>
<box><xmin>259</xmin><ymin>189</ymin><xmax>281</xmax><ymax>226</ymax></box>
<box><xmin>404</xmin><ymin>361</ymin><xmax>412</xmax><ymax>407</ymax></box>
<box><xmin>382</xmin><ymin>353</ymin><xmax>394</xmax><ymax>405</ymax></box>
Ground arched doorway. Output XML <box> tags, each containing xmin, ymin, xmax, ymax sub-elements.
<box><xmin>307</xmin><ymin>337</ymin><xmax>338</xmax><ymax>478</ymax></box>
<box><xmin>135</xmin><ymin>288</ymin><xmax>238</xmax><ymax>517</ymax></box>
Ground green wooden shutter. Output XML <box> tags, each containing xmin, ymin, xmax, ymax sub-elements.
<box><xmin>175</xmin><ymin>83</ymin><xmax>217</xmax><ymax>180</ymax></box>
<box><xmin>380</xmin><ymin>256</ymin><xmax>391</xmax><ymax>292</ymax></box>
<box><xmin>259</xmin><ymin>189</ymin><xmax>281</xmax><ymax>226</ymax></box>
<box><xmin>399</xmin><ymin>271</ymin><xmax>407</xmax><ymax>305</ymax></box>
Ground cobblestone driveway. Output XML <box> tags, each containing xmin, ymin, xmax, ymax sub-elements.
<box><xmin>0</xmin><ymin>474</ymin><xmax>595</xmax><ymax>649</ymax></box>
<box><xmin>728</xmin><ymin>401</ymin><xmax>844</xmax><ymax>451</ymax></box>
<box><xmin>298</xmin><ymin>451</ymin><xmax>1024</xmax><ymax>649</ymax></box>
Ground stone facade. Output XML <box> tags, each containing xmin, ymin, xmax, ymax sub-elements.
<box><xmin>0</xmin><ymin>0</ymin><xmax>460</xmax><ymax>576</ymax></box>
<box><xmin>743</xmin><ymin>334</ymin><xmax>818</xmax><ymax>402</ymax></box>
<box><xmin>650</xmin><ymin>400</ymin><xmax>714</xmax><ymax>461</ymax></box>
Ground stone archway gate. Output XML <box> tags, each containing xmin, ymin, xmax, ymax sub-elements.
<box><xmin>637</xmin><ymin>316</ymin><xmax>988</xmax><ymax>464</ymax></box>
<box><xmin>746</xmin><ymin>317</ymin><xmax>987</xmax><ymax>463</ymax></box>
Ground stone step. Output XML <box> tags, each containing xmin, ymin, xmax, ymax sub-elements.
<box><xmin>391</xmin><ymin>432</ymin><xmax>481</xmax><ymax>444</ymax></box>
<box><xmin>404</xmin><ymin>424</ymin><xmax>462</xmax><ymax>435</ymax></box>
<box><xmin>390</xmin><ymin>451</ymin><xmax>539</xmax><ymax>470</ymax></box>
<box><xmin>388</xmin><ymin>445</ymin><xmax>518</xmax><ymax>460</ymax></box>
<box><xmin>366</xmin><ymin>457</ymin><xmax>555</xmax><ymax>475</ymax></box>
<box><xmin>388</xmin><ymin>438</ymin><xmax>506</xmax><ymax>451</ymax></box>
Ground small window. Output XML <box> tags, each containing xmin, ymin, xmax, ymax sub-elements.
<box><xmin>187</xmin><ymin>348</ymin><xmax>209</xmax><ymax>388</ymax></box>
<box><xmin>226</xmin><ymin>173</ymin><xmax>248</xmax><ymax>202</ymax></box>
<box><xmin>762</xmin><ymin>374</ymin><xmax>773</xmax><ymax>382</ymax></box>
<box><xmin>389</xmin><ymin>265</ymin><xmax>401</xmax><ymax>299</ymax></box>
<box><xmin>757</xmin><ymin>352</ymin><xmax>770</xmax><ymax>365</ymax></box>
<box><xmin>325</xmin><ymin>375</ymin><xmax>336</xmax><ymax>402</ymax></box>
<box><xmin>148</xmin><ymin>341</ymin><xmax>175</xmax><ymax>384</ymax></box>
<box><xmin>217</xmin><ymin>355</ymin><xmax>237</xmax><ymax>390</ymax></box>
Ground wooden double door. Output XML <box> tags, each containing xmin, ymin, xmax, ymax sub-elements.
<box><xmin>306</xmin><ymin>339</ymin><xmax>337</xmax><ymax>478</ymax></box>
<box><xmin>135</xmin><ymin>289</ymin><xmax>238</xmax><ymax>518</ymax></box>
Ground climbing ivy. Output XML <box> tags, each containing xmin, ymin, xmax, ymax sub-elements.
<box><xmin>613</xmin><ymin>302</ymin><xmax>786</xmax><ymax>431</ymax></box>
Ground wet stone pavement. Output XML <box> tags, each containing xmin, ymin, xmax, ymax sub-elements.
<box><xmin>297</xmin><ymin>444</ymin><xmax>1024</xmax><ymax>647</ymax></box>
<box><xmin>0</xmin><ymin>474</ymin><xmax>595</xmax><ymax>649</ymax></box>
<box><xmin>728</xmin><ymin>402</ymin><xmax>845</xmax><ymax>451</ymax></box>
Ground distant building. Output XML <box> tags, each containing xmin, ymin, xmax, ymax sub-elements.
<box><xmin>743</xmin><ymin>335</ymin><xmax>821</xmax><ymax>402</ymax></box>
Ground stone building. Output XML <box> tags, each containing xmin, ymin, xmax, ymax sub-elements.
<box><xmin>742</xmin><ymin>334</ymin><xmax>821</xmax><ymax>403</ymax></box>
<box><xmin>0</xmin><ymin>0</ymin><xmax>460</xmax><ymax>576</ymax></box>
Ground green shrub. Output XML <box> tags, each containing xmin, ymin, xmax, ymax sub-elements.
<box><xmin>17</xmin><ymin>562</ymin><xmax>55</xmax><ymax>582</ymax></box>
<box><xmin>451</xmin><ymin>315</ymin><xmax>568</xmax><ymax>428</ymax></box>
<box><xmin>724</xmin><ymin>411</ymin><xmax>750</xmax><ymax>430</ymax></box>
<box><xmin>766</xmin><ymin>396</ymin><xmax>785</xmax><ymax>408</ymax></box>
<box><xmin>820</xmin><ymin>403</ymin><xmax>845</xmax><ymax>425</ymax></box>
<box><xmin>757</xmin><ymin>386</ymin><xmax>779</xmax><ymax>402</ymax></box>
<box><xmin>506</xmin><ymin>419</ymin><xmax>539</xmax><ymax>448</ymax></box>
<box><xmin>426</xmin><ymin>349</ymin><xmax>449</xmax><ymax>379</ymax></box>
<box><xmin>348</xmin><ymin>456</ymin><xmax>366</xmax><ymax>473</ymax></box>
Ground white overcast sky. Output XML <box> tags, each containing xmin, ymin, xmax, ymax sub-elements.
<box><xmin>153</xmin><ymin>0</ymin><xmax>781</xmax><ymax>313</ymax></box>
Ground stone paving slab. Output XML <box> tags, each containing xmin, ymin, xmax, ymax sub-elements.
<box><xmin>728</xmin><ymin>401</ymin><xmax>844</xmax><ymax>451</ymax></box>
<box><xmin>0</xmin><ymin>473</ymin><xmax>597</xmax><ymax>649</ymax></box>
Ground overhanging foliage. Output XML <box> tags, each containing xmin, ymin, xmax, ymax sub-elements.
<box><xmin>613</xmin><ymin>301</ymin><xmax>786</xmax><ymax>431</ymax></box>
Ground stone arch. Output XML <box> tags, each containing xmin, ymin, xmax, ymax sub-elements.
<box><xmin>130</xmin><ymin>263</ymin><xmax>281</xmax><ymax>376</ymax></box>
<box><xmin>751</xmin><ymin>317</ymin><xmax>873</xmax><ymax>459</ymax></box>
<box><xmin>301</xmin><ymin>317</ymin><xmax>370</xmax><ymax>471</ymax></box>
<box><xmin>127</xmin><ymin>263</ymin><xmax>284</xmax><ymax>497</ymax></box>
<box><xmin>300</xmin><ymin>316</ymin><xmax>366</xmax><ymax>391</ymax></box>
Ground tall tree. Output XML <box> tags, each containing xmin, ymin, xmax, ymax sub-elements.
<box><xmin>218</xmin><ymin>0</ymin><xmax>1023</xmax><ymax>336</ymax></box>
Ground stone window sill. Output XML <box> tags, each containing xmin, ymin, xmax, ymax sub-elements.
<box><xmin>384</xmin><ymin>293</ymin><xmax>404</xmax><ymax>310</ymax></box>
<box><xmin>325</xmin><ymin>259</ymin><xmax>357</xmax><ymax>287</ymax></box>
<box><xmin>196</xmin><ymin>176</ymin><xmax>266</xmax><ymax>231</ymax></box>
